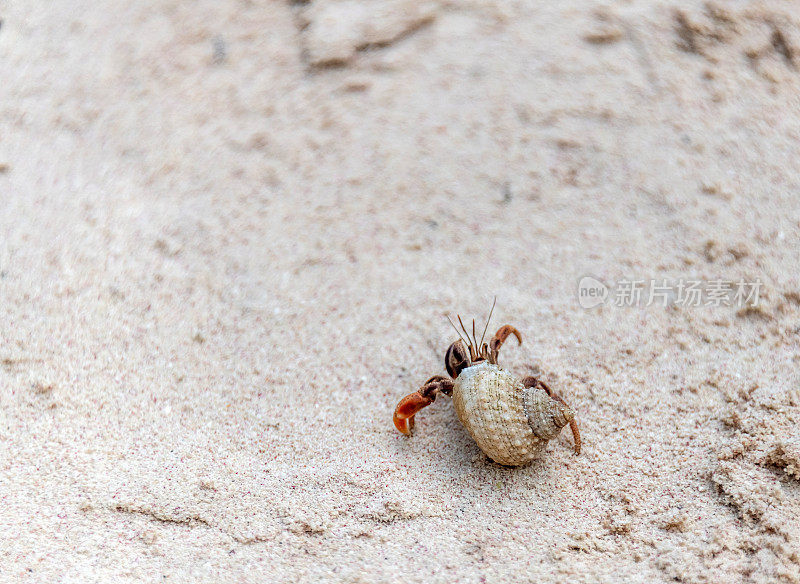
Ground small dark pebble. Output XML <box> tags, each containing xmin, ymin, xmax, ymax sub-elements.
<box><xmin>501</xmin><ymin>182</ymin><xmax>512</xmax><ymax>203</ymax></box>
<box><xmin>212</xmin><ymin>36</ymin><xmax>227</xmax><ymax>64</ymax></box>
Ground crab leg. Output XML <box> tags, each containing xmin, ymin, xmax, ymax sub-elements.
<box><xmin>489</xmin><ymin>325</ymin><xmax>522</xmax><ymax>364</ymax></box>
<box><xmin>393</xmin><ymin>376</ymin><xmax>453</xmax><ymax>435</ymax></box>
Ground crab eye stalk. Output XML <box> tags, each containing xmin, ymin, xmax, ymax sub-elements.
<box><xmin>445</xmin><ymin>339</ymin><xmax>471</xmax><ymax>378</ymax></box>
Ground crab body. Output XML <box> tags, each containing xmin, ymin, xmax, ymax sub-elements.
<box><xmin>393</xmin><ymin>309</ymin><xmax>581</xmax><ymax>466</ymax></box>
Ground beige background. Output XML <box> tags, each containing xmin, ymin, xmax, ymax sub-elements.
<box><xmin>1</xmin><ymin>1</ymin><xmax>799</xmax><ymax>582</ymax></box>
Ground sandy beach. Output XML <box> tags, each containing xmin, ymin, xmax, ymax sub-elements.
<box><xmin>1</xmin><ymin>1</ymin><xmax>799</xmax><ymax>581</ymax></box>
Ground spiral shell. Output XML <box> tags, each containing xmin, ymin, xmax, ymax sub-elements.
<box><xmin>451</xmin><ymin>362</ymin><xmax>574</xmax><ymax>466</ymax></box>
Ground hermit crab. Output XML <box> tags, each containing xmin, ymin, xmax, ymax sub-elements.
<box><xmin>393</xmin><ymin>303</ymin><xmax>581</xmax><ymax>466</ymax></box>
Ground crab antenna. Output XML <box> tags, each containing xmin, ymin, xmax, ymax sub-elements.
<box><xmin>446</xmin><ymin>315</ymin><xmax>468</xmax><ymax>346</ymax></box>
<box><xmin>472</xmin><ymin>319</ymin><xmax>478</xmax><ymax>349</ymax></box>
<box><xmin>478</xmin><ymin>296</ymin><xmax>497</xmax><ymax>348</ymax></box>
<box><xmin>457</xmin><ymin>315</ymin><xmax>473</xmax><ymax>349</ymax></box>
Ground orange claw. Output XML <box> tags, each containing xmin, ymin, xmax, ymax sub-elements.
<box><xmin>494</xmin><ymin>325</ymin><xmax>522</xmax><ymax>346</ymax></box>
<box><xmin>393</xmin><ymin>391</ymin><xmax>435</xmax><ymax>435</ymax></box>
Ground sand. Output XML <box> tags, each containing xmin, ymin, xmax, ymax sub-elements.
<box><xmin>1</xmin><ymin>0</ymin><xmax>799</xmax><ymax>582</ymax></box>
